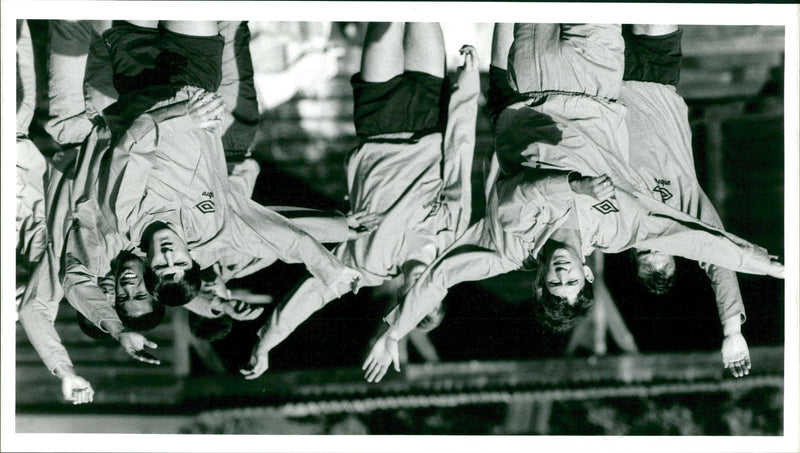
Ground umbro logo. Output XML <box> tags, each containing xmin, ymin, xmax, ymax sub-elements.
<box><xmin>196</xmin><ymin>200</ymin><xmax>216</xmax><ymax>214</ymax></box>
<box><xmin>592</xmin><ymin>199</ymin><xmax>619</xmax><ymax>215</ymax></box>
<box><xmin>652</xmin><ymin>185</ymin><xmax>673</xmax><ymax>203</ymax></box>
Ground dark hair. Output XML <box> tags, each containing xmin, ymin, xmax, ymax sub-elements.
<box><xmin>76</xmin><ymin>311</ymin><xmax>112</xmax><ymax>340</ymax></box>
<box><xmin>145</xmin><ymin>261</ymin><xmax>201</xmax><ymax>307</ymax></box>
<box><xmin>115</xmin><ymin>302</ymin><xmax>166</xmax><ymax>332</ymax></box>
<box><xmin>534</xmin><ymin>282</ymin><xmax>594</xmax><ymax>333</ymax></box>
<box><xmin>637</xmin><ymin>268</ymin><xmax>676</xmax><ymax>295</ymax></box>
<box><xmin>415</xmin><ymin>301</ymin><xmax>447</xmax><ymax>333</ymax></box>
<box><xmin>188</xmin><ymin>312</ymin><xmax>233</xmax><ymax>342</ymax></box>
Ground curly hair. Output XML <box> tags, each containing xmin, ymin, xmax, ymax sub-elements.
<box><xmin>145</xmin><ymin>261</ymin><xmax>201</xmax><ymax>307</ymax></box>
<box><xmin>188</xmin><ymin>312</ymin><xmax>234</xmax><ymax>342</ymax></box>
<box><xmin>637</xmin><ymin>268</ymin><xmax>676</xmax><ymax>295</ymax></box>
<box><xmin>534</xmin><ymin>282</ymin><xmax>594</xmax><ymax>333</ymax></box>
<box><xmin>115</xmin><ymin>302</ymin><xmax>166</xmax><ymax>332</ymax></box>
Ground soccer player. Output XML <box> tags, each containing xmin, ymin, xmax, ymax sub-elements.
<box><xmin>362</xmin><ymin>23</ymin><xmax>784</xmax><ymax>383</ymax></box>
<box><xmin>98</xmin><ymin>20</ymin><xmax>363</xmax><ymax>308</ymax></box>
<box><xmin>16</xmin><ymin>19</ymin><xmax>164</xmax><ymax>404</ymax></box>
<box><xmin>241</xmin><ymin>22</ymin><xmax>479</xmax><ymax>379</ymax></box>
<box><xmin>619</xmin><ymin>24</ymin><xmax>759</xmax><ymax>377</ymax></box>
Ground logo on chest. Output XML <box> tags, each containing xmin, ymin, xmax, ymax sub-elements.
<box><xmin>652</xmin><ymin>185</ymin><xmax>673</xmax><ymax>203</ymax></box>
<box><xmin>196</xmin><ymin>199</ymin><xmax>216</xmax><ymax>214</ymax></box>
<box><xmin>592</xmin><ymin>199</ymin><xmax>619</xmax><ymax>215</ymax></box>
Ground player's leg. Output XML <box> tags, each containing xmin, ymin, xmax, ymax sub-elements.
<box><xmin>161</xmin><ymin>20</ymin><xmax>218</xmax><ymax>36</ymax></box>
<box><xmin>159</xmin><ymin>21</ymin><xmax>224</xmax><ymax>93</ymax></box>
<box><xmin>402</xmin><ymin>22</ymin><xmax>444</xmax><ymax>78</ymax></box>
<box><xmin>84</xmin><ymin>20</ymin><xmax>118</xmax><ymax>122</ymax></box>
<box><xmin>217</xmin><ymin>21</ymin><xmax>259</xmax><ymax>156</ymax></box>
<box><xmin>124</xmin><ymin>20</ymin><xmax>158</xmax><ymax>29</ymax></box>
<box><xmin>623</xmin><ymin>24</ymin><xmax>682</xmax><ymax>86</ymax></box>
<box><xmin>360</xmin><ymin>22</ymin><xmax>404</xmax><ymax>83</ymax></box>
<box><xmin>491</xmin><ymin>22</ymin><xmax>514</xmax><ymax>71</ymax></box>
<box><xmin>488</xmin><ymin>23</ymin><xmax>516</xmax><ymax>125</ymax></box>
<box><xmin>102</xmin><ymin>20</ymin><xmax>161</xmax><ymax>97</ymax></box>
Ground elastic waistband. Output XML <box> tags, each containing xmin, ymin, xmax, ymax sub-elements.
<box><xmin>519</xmin><ymin>89</ymin><xmax>619</xmax><ymax>105</ymax></box>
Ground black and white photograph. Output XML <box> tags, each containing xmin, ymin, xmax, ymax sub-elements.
<box><xmin>2</xmin><ymin>2</ymin><xmax>798</xmax><ymax>452</ymax></box>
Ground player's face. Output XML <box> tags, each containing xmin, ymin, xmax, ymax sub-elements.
<box><xmin>544</xmin><ymin>247</ymin><xmax>587</xmax><ymax>305</ymax></box>
<box><xmin>115</xmin><ymin>256</ymin><xmax>154</xmax><ymax>315</ymax></box>
<box><xmin>634</xmin><ymin>250</ymin><xmax>676</xmax><ymax>280</ymax></box>
<box><xmin>147</xmin><ymin>227</ymin><xmax>193</xmax><ymax>280</ymax></box>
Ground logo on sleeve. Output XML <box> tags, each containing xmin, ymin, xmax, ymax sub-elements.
<box><xmin>592</xmin><ymin>199</ymin><xmax>619</xmax><ymax>215</ymax></box>
<box><xmin>652</xmin><ymin>185</ymin><xmax>673</xmax><ymax>203</ymax></box>
<box><xmin>196</xmin><ymin>200</ymin><xmax>216</xmax><ymax>214</ymax></box>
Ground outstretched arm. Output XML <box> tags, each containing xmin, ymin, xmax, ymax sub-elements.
<box><xmin>694</xmin><ymin>189</ymin><xmax>749</xmax><ymax>377</ymax></box>
<box><xmin>363</xmin><ymin>223</ymin><xmax>514</xmax><ymax>382</ymax></box>
<box><xmin>241</xmin><ymin>277</ymin><xmax>338</xmax><ymax>379</ymax></box>
<box><xmin>625</xmin><ymin>189</ymin><xmax>783</xmax><ymax>278</ymax></box>
<box><xmin>270</xmin><ymin>206</ymin><xmax>381</xmax><ymax>244</ymax></box>
<box><xmin>18</xmin><ymin>247</ymin><xmax>95</xmax><ymax>404</ymax></box>
<box><xmin>441</xmin><ymin>45</ymin><xmax>480</xmax><ymax>236</ymax></box>
<box><xmin>228</xmin><ymin>194</ymin><xmax>362</xmax><ymax>296</ymax></box>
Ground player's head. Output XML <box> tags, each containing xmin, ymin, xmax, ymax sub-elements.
<box><xmin>533</xmin><ymin>242</ymin><xmax>595</xmax><ymax>332</ymax></box>
<box><xmin>416</xmin><ymin>301</ymin><xmax>447</xmax><ymax>333</ymax></box>
<box><xmin>539</xmin><ymin>242</ymin><xmax>594</xmax><ymax>305</ymax></box>
<box><xmin>632</xmin><ymin>249</ymin><xmax>676</xmax><ymax>295</ymax></box>
<box><xmin>141</xmin><ymin>221</ymin><xmax>200</xmax><ymax>306</ymax></box>
<box><xmin>188</xmin><ymin>311</ymin><xmax>233</xmax><ymax>342</ymax></box>
<box><xmin>114</xmin><ymin>250</ymin><xmax>164</xmax><ymax>330</ymax></box>
<box><xmin>115</xmin><ymin>301</ymin><xmax>166</xmax><ymax>332</ymax></box>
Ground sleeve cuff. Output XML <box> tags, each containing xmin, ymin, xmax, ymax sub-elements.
<box><xmin>91</xmin><ymin>308</ymin><xmax>122</xmax><ymax>332</ymax></box>
<box><xmin>722</xmin><ymin>315</ymin><xmax>743</xmax><ymax>337</ymax></box>
<box><xmin>46</xmin><ymin>354</ymin><xmax>74</xmax><ymax>376</ymax></box>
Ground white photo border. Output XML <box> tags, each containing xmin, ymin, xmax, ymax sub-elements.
<box><xmin>1</xmin><ymin>1</ymin><xmax>797</xmax><ymax>452</ymax></box>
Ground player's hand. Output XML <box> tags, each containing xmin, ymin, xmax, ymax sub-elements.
<box><xmin>188</xmin><ymin>89</ymin><xmax>224</xmax><ymax>130</ymax></box>
<box><xmin>117</xmin><ymin>331</ymin><xmax>160</xmax><ymax>365</ymax></box>
<box><xmin>240</xmin><ymin>332</ymin><xmax>270</xmax><ymax>380</ymax></box>
<box><xmin>767</xmin><ymin>255</ymin><xmax>784</xmax><ymax>279</ymax></box>
<box><xmin>223</xmin><ymin>298</ymin><xmax>265</xmax><ymax>321</ymax></box>
<box><xmin>346</xmin><ymin>211</ymin><xmax>382</xmax><ymax>239</ymax></box>
<box><xmin>456</xmin><ymin>45</ymin><xmax>480</xmax><ymax>92</ymax></box>
<box><xmin>570</xmin><ymin>174</ymin><xmax>615</xmax><ymax>200</ymax></box>
<box><xmin>459</xmin><ymin>45</ymin><xmax>478</xmax><ymax>72</ymax></box>
<box><xmin>722</xmin><ymin>332</ymin><xmax>751</xmax><ymax>378</ymax></box>
<box><xmin>362</xmin><ymin>332</ymin><xmax>401</xmax><ymax>383</ymax></box>
<box><xmin>61</xmin><ymin>374</ymin><xmax>94</xmax><ymax>405</ymax></box>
